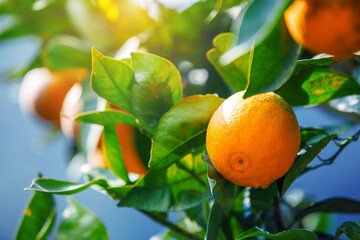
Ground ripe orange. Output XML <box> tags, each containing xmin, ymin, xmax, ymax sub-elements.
<box><xmin>284</xmin><ymin>0</ymin><xmax>360</xmax><ymax>60</ymax></box>
<box><xmin>206</xmin><ymin>91</ymin><xmax>300</xmax><ymax>189</ymax></box>
<box><xmin>19</xmin><ymin>68</ymin><xmax>88</xmax><ymax>126</ymax></box>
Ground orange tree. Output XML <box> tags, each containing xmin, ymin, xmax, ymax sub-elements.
<box><xmin>3</xmin><ymin>0</ymin><xmax>360</xmax><ymax>239</ymax></box>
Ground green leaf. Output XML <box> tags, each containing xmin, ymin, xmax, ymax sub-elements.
<box><xmin>149</xmin><ymin>94</ymin><xmax>224</xmax><ymax>169</ymax></box>
<box><xmin>203</xmin><ymin>150</ymin><xmax>241</xmax><ymax>216</ymax></box>
<box><xmin>244</xmin><ymin>19</ymin><xmax>301</xmax><ymax>98</ymax></box>
<box><xmin>205</xmin><ymin>202</ymin><xmax>225</xmax><ymax>240</ymax></box>
<box><xmin>15</xmin><ymin>192</ymin><xmax>56</xmax><ymax>240</ymax></box>
<box><xmin>76</xmin><ymin>110</ymin><xmax>136</xmax><ymax>126</ymax></box>
<box><xmin>25</xmin><ymin>178</ymin><xmax>109</xmax><ymax>195</ymax></box>
<box><xmin>280</xmin><ymin>135</ymin><xmax>336</xmax><ymax>197</ymax></box>
<box><xmin>91</xmin><ymin>48</ymin><xmax>134</xmax><ymax>114</ymax></box>
<box><xmin>131</xmin><ymin>52</ymin><xmax>183</xmax><ymax>135</ymax></box>
<box><xmin>220</xmin><ymin>0</ymin><xmax>300</xmax><ymax>98</ymax></box>
<box><xmin>118</xmin><ymin>154</ymin><xmax>211</xmax><ymax>212</ymax></box>
<box><xmin>103</xmin><ymin>125</ymin><xmax>130</xmax><ymax>183</ymax></box>
<box><xmin>277</xmin><ymin>67</ymin><xmax>360</xmax><ymax>106</ymax></box>
<box><xmin>42</xmin><ymin>35</ymin><xmax>91</xmax><ymax>70</ymax></box>
<box><xmin>222</xmin><ymin>0</ymin><xmax>293</xmax><ymax>63</ymax></box>
<box><xmin>235</xmin><ymin>226</ymin><xmax>318</xmax><ymax>240</ymax></box>
<box><xmin>335</xmin><ymin>221</ymin><xmax>360</xmax><ymax>240</ymax></box>
<box><xmin>56</xmin><ymin>198</ymin><xmax>107</xmax><ymax>240</ymax></box>
<box><xmin>295</xmin><ymin>198</ymin><xmax>360</xmax><ymax>223</ymax></box>
<box><xmin>207</xmin><ymin>33</ymin><xmax>248</xmax><ymax>91</ymax></box>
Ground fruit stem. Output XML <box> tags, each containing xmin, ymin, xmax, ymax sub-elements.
<box><xmin>140</xmin><ymin>210</ymin><xmax>202</xmax><ymax>240</ymax></box>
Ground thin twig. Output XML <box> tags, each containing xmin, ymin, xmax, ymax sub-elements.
<box><xmin>140</xmin><ymin>210</ymin><xmax>202</xmax><ymax>240</ymax></box>
<box><xmin>305</xmin><ymin>129</ymin><xmax>360</xmax><ymax>172</ymax></box>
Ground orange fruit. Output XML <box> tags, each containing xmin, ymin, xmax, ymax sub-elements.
<box><xmin>19</xmin><ymin>68</ymin><xmax>88</xmax><ymax>126</ymax></box>
<box><xmin>206</xmin><ymin>91</ymin><xmax>300</xmax><ymax>189</ymax></box>
<box><xmin>284</xmin><ymin>0</ymin><xmax>360</xmax><ymax>60</ymax></box>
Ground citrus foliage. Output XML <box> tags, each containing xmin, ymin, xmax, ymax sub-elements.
<box><xmin>4</xmin><ymin>0</ymin><xmax>360</xmax><ymax>239</ymax></box>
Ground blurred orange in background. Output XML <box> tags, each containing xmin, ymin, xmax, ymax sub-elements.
<box><xmin>18</xmin><ymin>68</ymin><xmax>88</xmax><ymax>127</ymax></box>
<box><xmin>284</xmin><ymin>0</ymin><xmax>360</xmax><ymax>60</ymax></box>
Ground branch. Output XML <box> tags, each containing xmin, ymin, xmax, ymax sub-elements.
<box><xmin>304</xmin><ymin>129</ymin><xmax>360</xmax><ymax>173</ymax></box>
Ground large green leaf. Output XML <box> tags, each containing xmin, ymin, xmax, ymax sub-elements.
<box><xmin>335</xmin><ymin>221</ymin><xmax>360</xmax><ymax>240</ymax></box>
<box><xmin>280</xmin><ymin>135</ymin><xmax>336</xmax><ymax>197</ymax></box>
<box><xmin>235</xmin><ymin>226</ymin><xmax>318</xmax><ymax>240</ymax></box>
<box><xmin>103</xmin><ymin>125</ymin><xmax>130</xmax><ymax>183</ymax></box>
<box><xmin>207</xmin><ymin>33</ymin><xmax>248</xmax><ymax>91</ymax></box>
<box><xmin>220</xmin><ymin>0</ymin><xmax>299</xmax><ymax>98</ymax></box>
<box><xmin>26</xmin><ymin>176</ymin><xmax>127</xmax><ymax>201</ymax></box>
<box><xmin>131</xmin><ymin>52</ymin><xmax>183</xmax><ymax>135</ymax></box>
<box><xmin>25</xmin><ymin>178</ymin><xmax>109</xmax><ymax>195</ymax></box>
<box><xmin>118</xmin><ymin>154</ymin><xmax>211</xmax><ymax>212</ymax></box>
<box><xmin>76</xmin><ymin>110</ymin><xmax>136</xmax><ymax>126</ymax></box>
<box><xmin>91</xmin><ymin>48</ymin><xmax>134</xmax><ymax>114</ymax></box>
<box><xmin>149</xmin><ymin>94</ymin><xmax>223</xmax><ymax>169</ymax></box>
<box><xmin>295</xmin><ymin>198</ymin><xmax>360</xmax><ymax>223</ymax></box>
<box><xmin>56</xmin><ymin>198</ymin><xmax>107</xmax><ymax>240</ymax></box>
<box><xmin>244</xmin><ymin>19</ymin><xmax>301</xmax><ymax>98</ymax></box>
<box><xmin>42</xmin><ymin>35</ymin><xmax>91</xmax><ymax>70</ymax></box>
<box><xmin>277</xmin><ymin>67</ymin><xmax>360</xmax><ymax>106</ymax></box>
<box><xmin>15</xmin><ymin>191</ymin><xmax>55</xmax><ymax>240</ymax></box>
<box><xmin>222</xmin><ymin>0</ymin><xmax>293</xmax><ymax>63</ymax></box>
